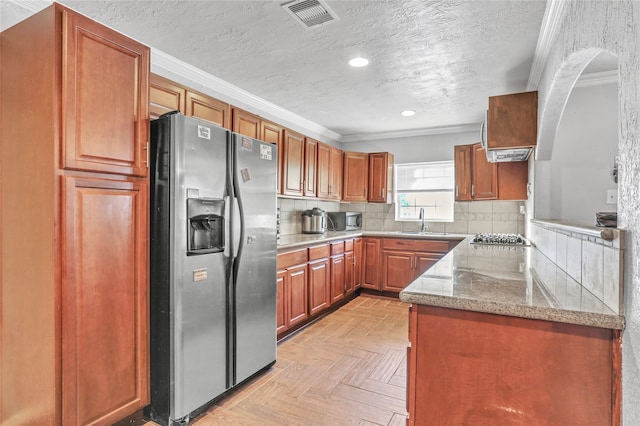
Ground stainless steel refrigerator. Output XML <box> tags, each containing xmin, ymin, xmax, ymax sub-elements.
<box><xmin>146</xmin><ymin>112</ymin><xmax>278</xmax><ymax>426</ymax></box>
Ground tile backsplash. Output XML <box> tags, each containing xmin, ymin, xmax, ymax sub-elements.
<box><xmin>277</xmin><ymin>199</ymin><xmax>525</xmax><ymax>236</ymax></box>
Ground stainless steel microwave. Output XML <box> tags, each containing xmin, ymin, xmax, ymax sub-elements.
<box><xmin>327</xmin><ymin>212</ymin><xmax>362</xmax><ymax>231</ymax></box>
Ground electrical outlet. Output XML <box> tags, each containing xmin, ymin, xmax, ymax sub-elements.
<box><xmin>519</xmin><ymin>205</ymin><xmax>526</xmax><ymax>215</ymax></box>
<box><xmin>606</xmin><ymin>189</ymin><xmax>618</xmax><ymax>205</ymax></box>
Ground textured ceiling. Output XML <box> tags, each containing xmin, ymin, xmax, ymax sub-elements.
<box><xmin>2</xmin><ymin>0</ymin><xmax>547</xmax><ymax>139</ymax></box>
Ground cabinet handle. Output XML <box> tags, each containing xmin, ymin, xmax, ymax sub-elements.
<box><xmin>382</xmin><ymin>188</ymin><xmax>385</xmax><ymax>198</ymax></box>
<box><xmin>456</xmin><ymin>185</ymin><xmax>459</xmax><ymax>197</ymax></box>
<box><xmin>144</xmin><ymin>142</ymin><xmax>149</xmax><ymax>168</ymax></box>
<box><xmin>471</xmin><ymin>184</ymin><xmax>475</xmax><ymax>196</ymax></box>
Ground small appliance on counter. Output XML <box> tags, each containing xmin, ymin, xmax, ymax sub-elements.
<box><xmin>302</xmin><ymin>208</ymin><xmax>326</xmax><ymax>234</ymax></box>
<box><xmin>595</xmin><ymin>212</ymin><xmax>617</xmax><ymax>227</ymax></box>
<box><xmin>327</xmin><ymin>211</ymin><xmax>362</xmax><ymax>231</ymax></box>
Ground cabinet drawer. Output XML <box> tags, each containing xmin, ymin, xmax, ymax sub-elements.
<box><xmin>382</xmin><ymin>238</ymin><xmax>450</xmax><ymax>254</ymax></box>
<box><xmin>344</xmin><ymin>239</ymin><xmax>354</xmax><ymax>252</ymax></box>
<box><xmin>277</xmin><ymin>248</ymin><xmax>308</xmax><ymax>269</ymax></box>
<box><xmin>331</xmin><ymin>241</ymin><xmax>345</xmax><ymax>255</ymax></box>
<box><xmin>308</xmin><ymin>244</ymin><xmax>330</xmax><ymax>261</ymax></box>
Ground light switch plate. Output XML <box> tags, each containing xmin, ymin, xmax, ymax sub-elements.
<box><xmin>606</xmin><ymin>189</ymin><xmax>618</xmax><ymax>205</ymax></box>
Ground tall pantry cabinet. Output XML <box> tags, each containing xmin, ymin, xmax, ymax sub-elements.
<box><xmin>1</xmin><ymin>4</ymin><xmax>150</xmax><ymax>425</ymax></box>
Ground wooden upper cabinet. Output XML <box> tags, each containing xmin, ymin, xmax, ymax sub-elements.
<box><xmin>150</xmin><ymin>74</ymin><xmax>186</xmax><ymax>119</ymax></box>
<box><xmin>317</xmin><ymin>142</ymin><xmax>331</xmax><ymax>199</ymax></box>
<box><xmin>232</xmin><ymin>107</ymin><xmax>260</xmax><ymax>138</ymax></box>
<box><xmin>368</xmin><ymin>152</ymin><xmax>394</xmax><ymax>203</ymax></box>
<box><xmin>261</xmin><ymin>120</ymin><xmax>284</xmax><ymax>193</ymax></box>
<box><xmin>343</xmin><ymin>151</ymin><xmax>369</xmax><ymax>202</ymax></box>
<box><xmin>454</xmin><ymin>145</ymin><xmax>472</xmax><ymax>201</ymax></box>
<box><xmin>62</xmin><ymin>176</ymin><xmax>149</xmax><ymax>425</ymax></box>
<box><xmin>317</xmin><ymin>142</ymin><xmax>342</xmax><ymax>200</ymax></box>
<box><xmin>185</xmin><ymin>90</ymin><xmax>230</xmax><ymax>128</ymax></box>
<box><xmin>62</xmin><ymin>10</ymin><xmax>149</xmax><ymax>177</ymax></box>
<box><xmin>330</xmin><ymin>147</ymin><xmax>343</xmax><ymax>200</ymax></box>
<box><xmin>304</xmin><ymin>138</ymin><xmax>318</xmax><ymax>197</ymax></box>
<box><xmin>281</xmin><ymin>129</ymin><xmax>305</xmax><ymax>197</ymax></box>
<box><xmin>455</xmin><ymin>143</ymin><xmax>527</xmax><ymax>201</ymax></box>
<box><xmin>471</xmin><ymin>143</ymin><xmax>498</xmax><ymax>200</ymax></box>
<box><xmin>487</xmin><ymin>91</ymin><xmax>538</xmax><ymax>150</ymax></box>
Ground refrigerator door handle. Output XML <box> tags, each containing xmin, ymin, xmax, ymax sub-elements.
<box><xmin>232</xmin><ymin>196</ymin><xmax>242</xmax><ymax>260</ymax></box>
<box><xmin>224</xmin><ymin>195</ymin><xmax>232</xmax><ymax>258</ymax></box>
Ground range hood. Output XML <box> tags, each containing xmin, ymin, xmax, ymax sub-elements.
<box><xmin>485</xmin><ymin>147</ymin><xmax>533</xmax><ymax>162</ymax></box>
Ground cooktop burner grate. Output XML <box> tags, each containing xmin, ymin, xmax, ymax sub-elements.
<box><xmin>470</xmin><ymin>233</ymin><xmax>530</xmax><ymax>246</ymax></box>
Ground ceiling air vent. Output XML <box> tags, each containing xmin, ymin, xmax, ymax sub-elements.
<box><xmin>282</xmin><ymin>0</ymin><xmax>339</xmax><ymax>29</ymax></box>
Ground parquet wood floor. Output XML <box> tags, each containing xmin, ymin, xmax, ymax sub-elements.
<box><xmin>148</xmin><ymin>295</ymin><xmax>410</xmax><ymax>426</ymax></box>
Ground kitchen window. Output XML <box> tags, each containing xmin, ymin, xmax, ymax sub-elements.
<box><xmin>395</xmin><ymin>161</ymin><xmax>455</xmax><ymax>222</ymax></box>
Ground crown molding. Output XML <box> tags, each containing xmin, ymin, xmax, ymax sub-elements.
<box><xmin>574</xmin><ymin>70</ymin><xmax>618</xmax><ymax>88</ymax></box>
<box><xmin>151</xmin><ymin>48</ymin><xmax>342</xmax><ymax>143</ymax></box>
<box><xmin>527</xmin><ymin>0</ymin><xmax>568</xmax><ymax>91</ymax></box>
<box><xmin>340</xmin><ymin>123</ymin><xmax>480</xmax><ymax>143</ymax></box>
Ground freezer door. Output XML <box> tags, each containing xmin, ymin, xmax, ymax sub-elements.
<box><xmin>232</xmin><ymin>134</ymin><xmax>278</xmax><ymax>385</ymax></box>
<box><xmin>171</xmin><ymin>115</ymin><xmax>230</xmax><ymax>419</ymax></box>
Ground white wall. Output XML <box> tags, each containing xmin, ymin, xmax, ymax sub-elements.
<box><xmin>534</xmin><ymin>2</ymin><xmax>640</xmax><ymax>423</ymax></box>
<box><xmin>535</xmin><ymin>83</ymin><xmax>618</xmax><ymax>223</ymax></box>
<box><xmin>341</xmin><ymin>131</ymin><xmax>479</xmax><ymax>164</ymax></box>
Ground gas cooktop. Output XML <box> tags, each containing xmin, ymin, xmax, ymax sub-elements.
<box><xmin>470</xmin><ymin>233</ymin><xmax>530</xmax><ymax>246</ymax></box>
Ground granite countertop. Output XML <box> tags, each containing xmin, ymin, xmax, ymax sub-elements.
<box><xmin>277</xmin><ymin>231</ymin><xmax>467</xmax><ymax>250</ymax></box>
<box><xmin>400</xmin><ymin>237</ymin><xmax>625</xmax><ymax>330</ymax></box>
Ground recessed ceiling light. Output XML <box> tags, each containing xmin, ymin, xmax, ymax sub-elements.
<box><xmin>349</xmin><ymin>57</ymin><xmax>369</xmax><ymax>67</ymax></box>
<box><xmin>401</xmin><ymin>110</ymin><xmax>416</xmax><ymax>117</ymax></box>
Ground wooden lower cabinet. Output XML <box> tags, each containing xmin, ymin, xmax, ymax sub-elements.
<box><xmin>353</xmin><ymin>238</ymin><xmax>363</xmax><ymax>288</ymax></box>
<box><xmin>308</xmin><ymin>258</ymin><xmax>331</xmax><ymax>315</ymax></box>
<box><xmin>345</xmin><ymin>251</ymin><xmax>355</xmax><ymax>295</ymax></box>
<box><xmin>407</xmin><ymin>305</ymin><xmax>622</xmax><ymax>426</ymax></box>
<box><xmin>276</xmin><ymin>270</ymin><xmax>287</xmax><ymax>335</ymax></box>
<box><xmin>362</xmin><ymin>238</ymin><xmax>381</xmax><ymax>290</ymax></box>
<box><xmin>330</xmin><ymin>254</ymin><xmax>346</xmax><ymax>303</ymax></box>
<box><xmin>382</xmin><ymin>250</ymin><xmax>415</xmax><ymax>292</ymax></box>
<box><xmin>285</xmin><ymin>264</ymin><xmax>309</xmax><ymax>329</ymax></box>
<box><xmin>62</xmin><ymin>176</ymin><xmax>149</xmax><ymax>425</ymax></box>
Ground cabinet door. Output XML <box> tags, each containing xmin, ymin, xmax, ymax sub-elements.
<box><xmin>487</xmin><ymin>91</ymin><xmax>537</xmax><ymax>150</ymax></box>
<box><xmin>185</xmin><ymin>90</ymin><xmax>230</xmax><ymax>128</ymax></box>
<box><xmin>472</xmin><ymin>143</ymin><xmax>498</xmax><ymax>200</ymax></box>
<box><xmin>287</xmin><ymin>264</ymin><xmax>308</xmax><ymax>327</ymax></box>
<box><xmin>362</xmin><ymin>238</ymin><xmax>381</xmax><ymax>290</ymax></box>
<box><xmin>343</xmin><ymin>152</ymin><xmax>369</xmax><ymax>202</ymax></box>
<box><xmin>62</xmin><ymin>176</ymin><xmax>148</xmax><ymax>425</ymax></box>
<box><xmin>276</xmin><ymin>270</ymin><xmax>287</xmax><ymax>335</ymax></box>
<box><xmin>149</xmin><ymin>74</ymin><xmax>186</xmax><ymax>119</ymax></box>
<box><xmin>316</xmin><ymin>142</ymin><xmax>331</xmax><ymax>199</ymax></box>
<box><xmin>62</xmin><ymin>11</ymin><xmax>149</xmax><ymax>177</ymax></box>
<box><xmin>354</xmin><ymin>238</ymin><xmax>363</xmax><ymax>288</ymax></box>
<box><xmin>414</xmin><ymin>253</ymin><xmax>440</xmax><ymax>278</ymax></box>
<box><xmin>304</xmin><ymin>138</ymin><xmax>318</xmax><ymax>197</ymax></box>
<box><xmin>330</xmin><ymin>255</ymin><xmax>346</xmax><ymax>303</ymax></box>
<box><xmin>262</xmin><ymin>121</ymin><xmax>284</xmax><ymax>193</ymax></box>
<box><xmin>454</xmin><ymin>145</ymin><xmax>472</xmax><ymax>201</ymax></box>
<box><xmin>368</xmin><ymin>152</ymin><xmax>393</xmax><ymax>203</ymax></box>
<box><xmin>308</xmin><ymin>259</ymin><xmax>330</xmax><ymax>316</ymax></box>
<box><xmin>232</xmin><ymin>108</ymin><xmax>260</xmax><ymax>138</ymax></box>
<box><xmin>344</xmin><ymin>251</ymin><xmax>355</xmax><ymax>295</ymax></box>
<box><xmin>382</xmin><ymin>251</ymin><xmax>415</xmax><ymax>292</ymax></box>
<box><xmin>497</xmin><ymin>161</ymin><xmax>528</xmax><ymax>200</ymax></box>
<box><xmin>282</xmin><ymin>130</ymin><xmax>305</xmax><ymax>197</ymax></box>
<box><xmin>330</xmin><ymin>147</ymin><xmax>343</xmax><ymax>200</ymax></box>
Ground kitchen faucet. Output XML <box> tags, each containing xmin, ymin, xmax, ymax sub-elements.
<box><xmin>419</xmin><ymin>208</ymin><xmax>429</xmax><ymax>233</ymax></box>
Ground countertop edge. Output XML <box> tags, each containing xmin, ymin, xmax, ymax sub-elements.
<box><xmin>277</xmin><ymin>231</ymin><xmax>468</xmax><ymax>250</ymax></box>
<box><xmin>399</xmin><ymin>291</ymin><xmax>625</xmax><ymax>330</ymax></box>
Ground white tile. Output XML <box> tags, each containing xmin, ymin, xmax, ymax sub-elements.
<box><xmin>468</xmin><ymin>201</ymin><xmax>492</xmax><ymax>213</ymax></box>
<box><xmin>582</xmin><ymin>240</ymin><xmax>604</xmax><ymax>300</ymax></box>
<box><xmin>492</xmin><ymin>201</ymin><xmax>520</xmax><ymax>213</ymax></box>
<box><xmin>365</xmin><ymin>218</ymin><xmax>383</xmax><ymax>231</ymax></box>
<box><xmin>366</xmin><ymin>203</ymin><xmax>384</xmax><ymax>213</ymax></box>
<box><xmin>294</xmin><ymin>199</ymin><xmax>308</xmax><ymax>210</ymax></box>
<box><xmin>566</xmin><ymin>236</ymin><xmax>582</xmax><ymax>283</ymax></box>
<box><xmin>492</xmin><ymin>221</ymin><xmax>518</xmax><ymax>234</ymax></box>
<box><xmin>603</xmin><ymin>246</ymin><xmax>622</xmax><ymax>313</ymax></box>
<box><xmin>279</xmin><ymin>198</ymin><xmax>295</xmax><ymax>211</ymax></box>
<box><xmin>556</xmin><ymin>233</ymin><xmax>568</xmax><ymax>272</ymax></box>
<box><xmin>445</xmin><ymin>221</ymin><xmax>468</xmax><ymax>234</ymax></box>
<box><xmin>454</xmin><ymin>202</ymin><xmax>469</xmax><ymax>213</ymax></box>
<box><xmin>468</xmin><ymin>221</ymin><xmax>492</xmax><ymax>234</ymax></box>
